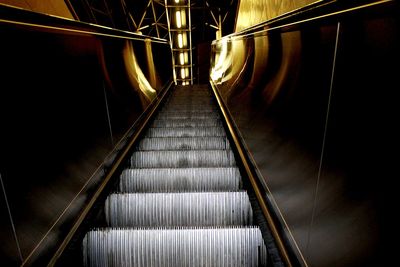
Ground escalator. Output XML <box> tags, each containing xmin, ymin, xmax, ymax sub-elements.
<box><xmin>80</xmin><ymin>84</ymin><xmax>272</xmax><ymax>266</ymax></box>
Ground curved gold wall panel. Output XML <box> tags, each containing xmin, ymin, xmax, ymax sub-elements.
<box><xmin>235</xmin><ymin>0</ymin><xmax>318</xmax><ymax>32</ymax></box>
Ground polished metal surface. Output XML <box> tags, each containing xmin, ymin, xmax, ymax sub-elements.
<box><xmin>137</xmin><ymin>136</ymin><xmax>230</xmax><ymax>150</ymax></box>
<box><xmin>83</xmin><ymin>228</ymin><xmax>267</xmax><ymax>267</ymax></box>
<box><xmin>144</xmin><ymin>126</ymin><xmax>226</xmax><ymax>137</ymax></box>
<box><xmin>119</xmin><ymin>167</ymin><xmax>241</xmax><ymax>192</ymax></box>
<box><xmin>130</xmin><ymin>149</ymin><xmax>236</xmax><ymax>168</ymax></box>
<box><xmin>105</xmin><ymin>192</ymin><xmax>253</xmax><ymax>226</ymax></box>
<box><xmin>151</xmin><ymin>118</ymin><xmax>222</xmax><ymax>127</ymax></box>
<box><xmin>210</xmin><ymin>1</ymin><xmax>399</xmax><ymax>266</ymax></box>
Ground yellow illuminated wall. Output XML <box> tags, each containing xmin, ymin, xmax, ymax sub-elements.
<box><xmin>235</xmin><ymin>0</ymin><xmax>317</xmax><ymax>32</ymax></box>
<box><xmin>0</xmin><ymin>0</ymin><xmax>74</xmax><ymax>19</ymax></box>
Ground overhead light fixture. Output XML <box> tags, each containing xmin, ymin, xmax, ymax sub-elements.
<box><xmin>181</xmin><ymin>68</ymin><xmax>185</xmax><ymax>79</ymax></box>
<box><xmin>177</xmin><ymin>32</ymin><xmax>187</xmax><ymax>48</ymax></box>
<box><xmin>177</xmin><ymin>33</ymin><xmax>187</xmax><ymax>48</ymax></box>
<box><xmin>175</xmin><ymin>11</ymin><xmax>181</xmax><ymax>28</ymax></box>
<box><xmin>166</xmin><ymin>0</ymin><xmax>192</xmax><ymax>85</ymax></box>
<box><xmin>177</xmin><ymin>33</ymin><xmax>183</xmax><ymax>48</ymax></box>
<box><xmin>179</xmin><ymin>52</ymin><xmax>188</xmax><ymax>65</ymax></box>
<box><xmin>180</xmin><ymin>10</ymin><xmax>186</xmax><ymax>27</ymax></box>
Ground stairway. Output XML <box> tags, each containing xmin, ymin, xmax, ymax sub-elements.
<box><xmin>82</xmin><ymin>85</ymin><xmax>268</xmax><ymax>266</ymax></box>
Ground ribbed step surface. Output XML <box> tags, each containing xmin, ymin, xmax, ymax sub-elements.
<box><xmin>131</xmin><ymin>150</ymin><xmax>236</xmax><ymax>168</ymax></box>
<box><xmin>156</xmin><ymin>112</ymin><xmax>220</xmax><ymax>120</ymax></box>
<box><xmin>137</xmin><ymin>137</ymin><xmax>230</xmax><ymax>150</ymax></box>
<box><xmin>119</xmin><ymin>167</ymin><xmax>241</xmax><ymax>192</ymax></box>
<box><xmin>105</xmin><ymin>192</ymin><xmax>252</xmax><ymax>227</ymax></box>
<box><xmin>162</xmin><ymin>102</ymin><xmax>215</xmax><ymax>108</ymax></box>
<box><xmin>145</xmin><ymin>127</ymin><xmax>225</xmax><ymax>137</ymax></box>
<box><xmin>151</xmin><ymin>118</ymin><xmax>222</xmax><ymax>127</ymax></box>
<box><xmin>161</xmin><ymin>105</ymin><xmax>215</xmax><ymax>111</ymax></box>
<box><xmin>83</xmin><ymin>228</ymin><xmax>267</xmax><ymax>267</ymax></box>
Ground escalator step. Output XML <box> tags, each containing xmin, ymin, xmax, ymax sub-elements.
<box><xmin>130</xmin><ymin>150</ymin><xmax>236</xmax><ymax>168</ymax></box>
<box><xmin>105</xmin><ymin>192</ymin><xmax>253</xmax><ymax>227</ymax></box>
<box><xmin>156</xmin><ymin>112</ymin><xmax>220</xmax><ymax>120</ymax></box>
<box><xmin>162</xmin><ymin>103</ymin><xmax>215</xmax><ymax>109</ymax></box>
<box><xmin>162</xmin><ymin>102</ymin><xmax>215</xmax><ymax>107</ymax></box>
<box><xmin>159</xmin><ymin>110</ymin><xmax>215</xmax><ymax>114</ymax></box>
<box><xmin>169</xmin><ymin>91</ymin><xmax>211</xmax><ymax>96</ymax></box>
<box><xmin>83</xmin><ymin>227</ymin><xmax>267</xmax><ymax>267</ymax></box>
<box><xmin>151</xmin><ymin>118</ymin><xmax>221</xmax><ymax>127</ymax></box>
<box><xmin>145</xmin><ymin>127</ymin><xmax>225</xmax><ymax>137</ymax></box>
<box><xmin>119</xmin><ymin>167</ymin><xmax>240</xmax><ymax>192</ymax></box>
<box><xmin>137</xmin><ymin>137</ymin><xmax>230</xmax><ymax>150</ymax></box>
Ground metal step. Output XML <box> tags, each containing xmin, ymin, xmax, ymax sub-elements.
<box><xmin>105</xmin><ymin>192</ymin><xmax>253</xmax><ymax>227</ymax></box>
<box><xmin>130</xmin><ymin>150</ymin><xmax>236</xmax><ymax>168</ymax></box>
<box><xmin>145</xmin><ymin>127</ymin><xmax>225</xmax><ymax>137</ymax></box>
<box><xmin>156</xmin><ymin>112</ymin><xmax>220</xmax><ymax>120</ymax></box>
<box><xmin>83</xmin><ymin>227</ymin><xmax>267</xmax><ymax>267</ymax></box>
<box><xmin>119</xmin><ymin>167</ymin><xmax>241</xmax><ymax>192</ymax></box>
<box><xmin>137</xmin><ymin>137</ymin><xmax>230</xmax><ymax>150</ymax></box>
<box><xmin>151</xmin><ymin>118</ymin><xmax>222</xmax><ymax>128</ymax></box>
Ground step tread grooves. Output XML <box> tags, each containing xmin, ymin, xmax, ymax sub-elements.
<box><xmin>120</xmin><ymin>167</ymin><xmax>241</xmax><ymax>192</ymax></box>
<box><xmin>105</xmin><ymin>192</ymin><xmax>253</xmax><ymax>227</ymax></box>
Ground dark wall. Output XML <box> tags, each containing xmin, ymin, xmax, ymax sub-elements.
<box><xmin>0</xmin><ymin>21</ymin><xmax>171</xmax><ymax>265</ymax></box>
<box><xmin>210</xmin><ymin>2</ymin><xmax>399</xmax><ymax>266</ymax></box>
<box><xmin>197</xmin><ymin>42</ymin><xmax>211</xmax><ymax>84</ymax></box>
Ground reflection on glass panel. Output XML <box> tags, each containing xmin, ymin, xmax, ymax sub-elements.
<box><xmin>123</xmin><ymin>41</ymin><xmax>157</xmax><ymax>101</ymax></box>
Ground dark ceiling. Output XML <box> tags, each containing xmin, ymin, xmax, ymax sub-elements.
<box><xmin>70</xmin><ymin>0</ymin><xmax>238</xmax><ymax>44</ymax></box>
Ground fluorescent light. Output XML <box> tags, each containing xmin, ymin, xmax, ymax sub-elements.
<box><xmin>184</xmin><ymin>52</ymin><xmax>188</xmax><ymax>63</ymax></box>
<box><xmin>181</xmin><ymin>68</ymin><xmax>185</xmax><ymax>79</ymax></box>
<box><xmin>178</xmin><ymin>33</ymin><xmax>183</xmax><ymax>48</ymax></box>
<box><xmin>175</xmin><ymin>0</ymin><xmax>179</xmax><ymax>3</ymax></box>
<box><xmin>183</xmin><ymin>33</ymin><xmax>187</xmax><ymax>46</ymax></box>
<box><xmin>177</xmin><ymin>33</ymin><xmax>187</xmax><ymax>48</ymax></box>
<box><xmin>175</xmin><ymin>11</ymin><xmax>181</xmax><ymax>28</ymax></box>
<box><xmin>179</xmin><ymin>52</ymin><xmax>188</xmax><ymax>65</ymax></box>
<box><xmin>180</xmin><ymin>10</ymin><xmax>186</xmax><ymax>27</ymax></box>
